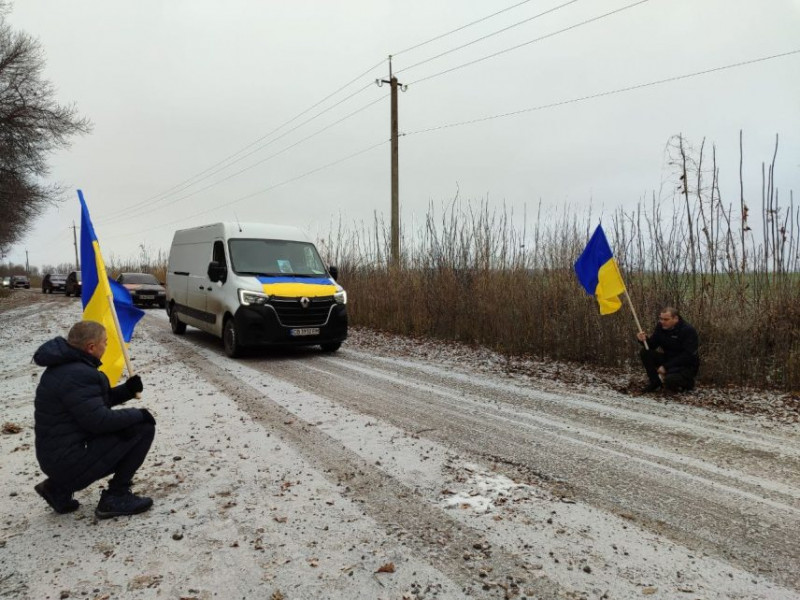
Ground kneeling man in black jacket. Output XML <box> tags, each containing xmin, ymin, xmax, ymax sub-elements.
<box><xmin>637</xmin><ymin>307</ymin><xmax>700</xmax><ymax>394</ymax></box>
<box><xmin>33</xmin><ymin>320</ymin><xmax>156</xmax><ymax>518</ymax></box>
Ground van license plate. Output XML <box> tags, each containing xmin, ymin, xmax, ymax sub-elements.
<box><xmin>290</xmin><ymin>328</ymin><xmax>320</xmax><ymax>337</ymax></box>
<box><xmin>140</xmin><ymin>294</ymin><xmax>154</xmax><ymax>300</ymax></box>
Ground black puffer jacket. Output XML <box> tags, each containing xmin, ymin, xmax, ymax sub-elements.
<box><xmin>33</xmin><ymin>337</ymin><xmax>144</xmax><ymax>483</ymax></box>
<box><xmin>644</xmin><ymin>319</ymin><xmax>700</xmax><ymax>373</ymax></box>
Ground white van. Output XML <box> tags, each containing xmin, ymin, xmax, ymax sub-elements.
<box><xmin>166</xmin><ymin>222</ymin><xmax>347</xmax><ymax>357</ymax></box>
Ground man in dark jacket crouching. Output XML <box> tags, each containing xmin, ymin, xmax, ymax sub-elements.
<box><xmin>33</xmin><ymin>320</ymin><xmax>156</xmax><ymax>519</ymax></box>
<box><xmin>637</xmin><ymin>307</ymin><xmax>700</xmax><ymax>394</ymax></box>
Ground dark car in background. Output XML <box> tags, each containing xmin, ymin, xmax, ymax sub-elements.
<box><xmin>65</xmin><ymin>271</ymin><xmax>82</xmax><ymax>297</ymax></box>
<box><xmin>11</xmin><ymin>275</ymin><xmax>30</xmax><ymax>289</ymax></box>
<box><xmin>117</xmin><ymin>272</ymin><xmax>166</xmax><ymax>308</ymax></box>
<box><xmin>42</xmin><ymin>273</ymin><xmax>68</xmax><ymax>294</ymax></box>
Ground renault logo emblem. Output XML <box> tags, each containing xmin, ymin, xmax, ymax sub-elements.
<box><xmin>300</xmin><ymin>297</ymin><xmax>310</xmax><ymax>309</ymax></box>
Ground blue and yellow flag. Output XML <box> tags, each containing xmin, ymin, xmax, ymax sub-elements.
<box><xmin>574</xmin><ymin>224</ymin><xmax>626</xmax><ymax>315</ymax></box>
<box><xmin>78</xmin><ymin>190</ymin><xmax>144</xmax><ymax>385</ymax></box>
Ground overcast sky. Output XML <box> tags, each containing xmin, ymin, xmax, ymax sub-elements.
<box><xmin>6</xmin><ymin>0</ymin><xmax>800</xmax><ymax>270</ymax></box>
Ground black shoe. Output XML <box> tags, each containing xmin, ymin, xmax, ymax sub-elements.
<box><xmin>95</xmin><ymin>488</ymin><xmax>153</xmax><ymax>519</ymax></box>
<box><xmin>640</xmin><ymin>381</ymin><xmax>662</xmax><ymax>394</ymax></box>
<box><xmin>35</xmin><ymin>479</ymin><xmax>80</xmax><ymax>514</ymax></box>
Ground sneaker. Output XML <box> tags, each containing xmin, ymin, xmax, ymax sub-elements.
<box><xmin>95</xmin><ymin>488</ymin><xmax>153</xmax><ymax>519</ymax></box>
<box><xmin>640</xmin><ymin>381</ymin><xmax>662</xmax><ymax>394</ymax></box>
<box><xmin>34</xmin><ymin>479</ymin><xmax>80</xmax><ymax>514</ymax></box>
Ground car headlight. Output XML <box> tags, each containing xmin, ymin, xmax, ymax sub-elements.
<box><xmin>238</xmin><ymin>289</ymin><xmax>269</xmax><ymax>306</ymax></box>
<box><xmin>334</xmin><ymin>288</ymin><xmax>347</xmax><ymax>305</ymax></box>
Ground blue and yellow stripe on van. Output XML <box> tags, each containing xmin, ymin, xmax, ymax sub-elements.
<box><xmin>256</xmin><ymin>276</ymin><xmax>337</xmax><ymax>298</ymax></box>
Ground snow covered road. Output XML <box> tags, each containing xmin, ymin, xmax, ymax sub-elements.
<box><xmin>1</xmin><ymin>292</ymin><xmax>798</xmax><ymax>599</ymax></box>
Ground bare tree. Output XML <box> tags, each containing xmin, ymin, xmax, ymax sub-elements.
<box><xmin>0</xmin><ymin>1</ymin><xmax>91</xmax><ymax>250</ymax></box>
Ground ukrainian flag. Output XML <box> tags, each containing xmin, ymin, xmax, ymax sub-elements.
<box><xmin>574</xmin><ymin>224</ymin><xmax>626</xmax><ymax>315</ymax></box>
<box><xmin>78</xmin><ymin>190</ymin><xmax>144</xmax><ymax>385</ymax></box>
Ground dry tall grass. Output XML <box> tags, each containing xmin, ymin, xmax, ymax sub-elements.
<box><xmin>105</xmin><ymin>245</ymin><xmax>168</xmax><ymax>284</ymax></box>
<box><xmin>320</xmin><ymin>134</ymin><xmax>799</xmax><ymax>391</ymax></box>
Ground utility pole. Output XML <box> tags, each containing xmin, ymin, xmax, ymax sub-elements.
<box><xmin>25</xmin><ymin>250</ymin><xmax>29</xmax><ymax>275</ymax></box>
<box><xmin>378</xmin><ymin>56</ymin><xmax>405</xmax><ymax>267</ymax></box>
<box><xmin>71</xmin><ymin>221</ymin><xmax>80</xmax><ymax>269</ymax></box>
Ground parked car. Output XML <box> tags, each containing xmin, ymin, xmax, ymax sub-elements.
<box><xmin>65</xmin><ymin>271</ymin><xmax>82</xmax><ymax>297</ymax></box>
<box><xmin>1</xmin><ymin>276</ymin><xmax>10</xmax><ymax>289</ymax></box>
<box><xmin>11</xmin><ymin>275</ymin><xmax>30</xmax><ymax>289</ymax></box>
<box><xmin>116</xmin><ymin>272</ymin><xmax>166</xmax><ymax>308</ymax></box>
<box><xmin>42</xmin><ymin>273</ymin><xmax>68</xmax><ymax>294</ymax></box>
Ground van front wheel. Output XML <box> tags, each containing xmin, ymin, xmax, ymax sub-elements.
<box><xmin>170</xmin><ymin>309</ymin><xmax>187</xmax><ymax>335</ymax></box>
<box><xmin>320</xmin><ymin>342</ymin><xmax>341</xmax><ymax>353</ymax></box>
<box><xmin>223</xmin><ymin>318</ymin><xmax>241</xmax><ymax>358</ymax></box>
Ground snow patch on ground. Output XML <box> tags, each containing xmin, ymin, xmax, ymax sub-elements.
<box><xmin>439</xmin><ymin>466</ymin><xmax>528</xmax><ymax>513</ymax></box>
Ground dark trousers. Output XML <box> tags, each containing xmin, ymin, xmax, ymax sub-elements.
<box><xmin>639</xmin><ymin>349</ymin><xmax>697</xmax><ymax>392</ymax></box>
<box><xmin>66</xmin><ymin>422</ymin><xmax>155</xmax><ymax>493</ymax></box>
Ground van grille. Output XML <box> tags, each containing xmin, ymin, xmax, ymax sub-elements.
<box><xmin>269</xmin><ymin>296</ymin><xmax>335</xmax><ymax>327</ymax></box>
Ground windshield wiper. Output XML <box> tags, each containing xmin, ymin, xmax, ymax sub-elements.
<box><xmin>235</xmin><ymin>271</ymin><xmax>272</xmax><ymax>276</ymax></box>
<box><xmin>235</xmin><ymin>271</ymin><xmax>324</xmax><ymax>278</ymax></box>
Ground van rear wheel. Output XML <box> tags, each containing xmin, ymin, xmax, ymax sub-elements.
<box><xmin>223</xmin><ymin>318</ymin><xmax>241</xmax><ymax>358</ymax></box>
<box><xmin>170</xmin><ymin>309</ymin><xmax>186</xmax><ymax>334</ymax></box>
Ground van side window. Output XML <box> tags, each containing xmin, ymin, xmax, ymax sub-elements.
<box><xmin>213</xmin><ymin>241</ymin><xmax>226</xmax><ymax>265</ymax></box>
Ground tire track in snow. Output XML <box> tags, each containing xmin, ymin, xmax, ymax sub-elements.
<box><xmin>145</xmin><ymin>324</ymin><xmax>570</xmax><ymax>599</ymax></box>
<box><xmin>226</xmin><ymin>346</ymin><xmax>800</xmax><ymax>590</ymax></box>
<box><xmin>312</xmin><ymin>355</ymin><xmax>800</xmax><ymax>507</ymax></box>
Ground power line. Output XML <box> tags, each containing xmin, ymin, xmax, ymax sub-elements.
<box><xmin>99</xmin><ymin>1</ymin><xmax>642</xmax><ymax>226</ymax></box>
<box><xmin>407</xmin><ymin>0</ymin><xmax>651</xmax><ymax>86</ymax></box>
<box><xmin>103</xmin><ymin>94</ymin><xmax>388</xmax><ymax>225</ymax></box>
<box><xmin>100</xmin><ymin>80</ymin><xmax>381</xmax><ymax>225</ymax></box>
<box><xmin>108</xmin><ymin>48</ymin><xmax>799</xmax><ymax>240</ymax></box>
<box><xmin>130</xmin><ymin>58</ymin><xmax>387</xmax><ymax>209</ymax></box>
<box><xmin>393</xmin><ymin>0</ymin><xmax>537</xmax><ymax>57</ymax></box>
<box><xmin>108</xmin><ymin>138</ymin><xmax>390</xmax><ymax>240</ymax></box>
<box><xmin>403</xmin><ymin>49</ymin><xmax>800</xmax><ymax>136</ymax></box>
<box><xmin>396</xmin><ymin>0</ymin><xmax>582</xmax><ymax>75</ymax></box>
<box><xmin>100</xmin><ymin>91</ymin><xmax>388</xmax><ymax>226</ymax></box>
<box><xmin>124</xmin><ymin>1</ymin><xmax>581</xmax><ymax>222</ymax></box>
<box><xmin>160</xmin><ymin>82</ymin><xmax>374</xmax><ymax>198</ymax></box>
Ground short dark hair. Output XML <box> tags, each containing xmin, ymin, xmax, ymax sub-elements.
<box><xmin>67</xmin><ymin>320</ymin><xmax>106</xmax><ymax>349</ymax></box>
<box><xmin>660</xmin><ymin>306</ymin><xmax>680</xmax><ymax>318</ymax></box>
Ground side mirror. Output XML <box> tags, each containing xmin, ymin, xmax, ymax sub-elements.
<box><xmin>328</xmin><ymin>266</ymin><xmax>339</xmax><ymax>281</ymax></box>
<box><xmin>207</xmin><ymin>261</ymin><xmax>227</xmax><ymax>283</ymax></box>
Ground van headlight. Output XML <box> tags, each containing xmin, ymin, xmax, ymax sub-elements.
<box><xmin>334</xmin><ymin>288</ymin><xmax>347</xmax><ymax>305</ymax></box>
<box><xmin>238</xmin><ymin>289</ymin><xmax>269</xmax><ymax>306</ymax></box>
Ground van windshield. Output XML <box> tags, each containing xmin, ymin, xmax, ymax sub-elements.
<box><xmin>229</xmin><ymin>239</ymin><xmax>327</xmax><ymax>277</ymax></box>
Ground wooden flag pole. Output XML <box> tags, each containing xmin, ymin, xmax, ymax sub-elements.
<box><xmin>106</xmin><ymin>292</ymin><xmax>140</xmax><ymax>398</ymax></box>
<box><xmin>623</xmin><ymin>289</ymin><xmax>648</xmax><ymax>350</ymax></box>
<box><xmin>610</xmin><ymin>256</ymin><xmax>649</xmax><ymax>351</ymax></box>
